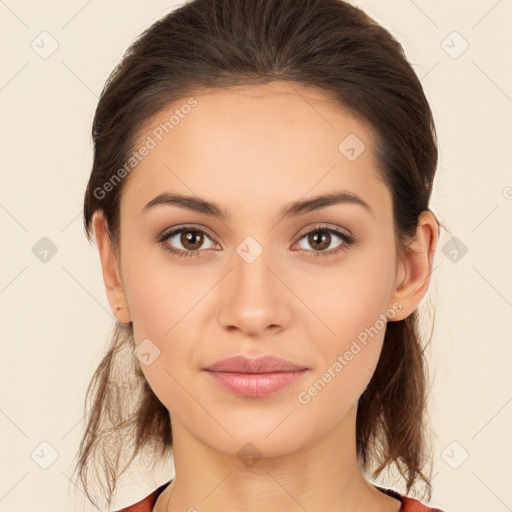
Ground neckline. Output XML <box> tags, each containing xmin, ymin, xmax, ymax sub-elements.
<box><xmin>150</xmin><ymin>480</ymin><xmax>403</xmax><ymax>511</ymax></box>
<box><xmin>373</xmin><ymin>484</ymin><xmax>404</xmax><ymax>511</ymax></box>
<box><xmin>143</xmin><ymin>480</ymin><xmax>172</xmax><ymax>511</ymax></box>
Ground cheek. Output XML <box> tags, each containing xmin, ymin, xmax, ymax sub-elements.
<box><xmin>297</xmin><ymin>249</ymin><xmax>394</xmax><ymax>348</ymax></box>
<box><xmin>120</xmin><ymin>245</ymin><xmax>204</xmax><ymax>410</ymax></box>
<box><xmin>337</xmin><ymin>243</ymin><xmax>395</xmax><ymax>328</ymax></box>
<box><xmin>293</xmin><ymin>253</ymin><xmax>395</xmax><ymax>408</ymax></box>
<box><xmin>297</xmin><ymin>291</ymin><xmax>388</xmax><ymax>419</ymax></box>
<box><xmin>122</xmin><ymin>241</ymin><xmax>183</xmax><ymax>336</ymax></box>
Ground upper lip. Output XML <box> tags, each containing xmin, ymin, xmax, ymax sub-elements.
<box><xmin>203</xmin><ymin>355</ymin><xmax>308</xmax><ymax>374</ymax></box>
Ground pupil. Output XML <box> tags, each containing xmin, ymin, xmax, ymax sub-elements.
<box><xmin>183</xmin><ymin>231</ymin><xmax>202</xmax><ymax>249</ymax></box>
<box><xmin>311</xmin><ymin>231</ymin><xmax>329</xmax><ymax>250</ymax></box>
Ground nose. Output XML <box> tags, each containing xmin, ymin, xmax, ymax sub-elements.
<box><xmin>216</xmin><ymin>240</ymin><xmax>291</xmax><ymax>337</ymax></box>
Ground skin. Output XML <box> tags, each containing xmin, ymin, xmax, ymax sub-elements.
<box><xmin>93</xmin><ymin>81</ymin><xmax>438</xmax><ymax>512</ymax></box>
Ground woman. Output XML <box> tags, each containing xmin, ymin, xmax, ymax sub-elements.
<box><xmin>73</xmin><ymin>0</ymin><xmax>447</xmax><ymax>510</ymax></box>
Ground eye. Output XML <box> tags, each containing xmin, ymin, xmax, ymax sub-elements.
<box><xmin>158</xmin><ymin>225</ymin><xmax>219</xmax><ymax>259</ymax></box>
<box><xmin>294</xmin><ymin>225</ymin><xmax>357</xmax><ymax>259</ymax></box>
<box><xmin>158</xmin><ymin>224</ymin><xmax>357</xmax><ymax>260</ymax></box>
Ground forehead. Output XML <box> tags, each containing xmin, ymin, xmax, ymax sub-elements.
<box><xmin>121</xmin><ymin>81</ymin><xmax>388</xmax><ymax>219</ymax></box>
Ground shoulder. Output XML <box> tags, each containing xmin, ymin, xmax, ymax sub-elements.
<box><xmin>113</xmin><ymin>480</ymin><xmax>172</xmax><ymax>512</ymax></box>
<box><xmin>375</xmin><ymin>485</ymin><xmax>446</xmax><ymax>512</ymax></box>
<box><xmin>402</xmin><ymin>495</ymin><xmax>446</xmax><ymax>511</ymax></box>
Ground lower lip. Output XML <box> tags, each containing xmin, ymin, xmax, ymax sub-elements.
<box><xmin>203</xmin><ymin>370</ymin><xmax>308</xmax><ymax>397</ymax></box>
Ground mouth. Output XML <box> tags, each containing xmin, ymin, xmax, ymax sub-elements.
<box><xmin>202</xmin><ymin>369</ymin><xmax>309</xmax><ymax>398</ymax></box>
<box><xmin>203</xmin><ymin>354</ymin><xmax>308</xmax><ymax>373</ymax></box>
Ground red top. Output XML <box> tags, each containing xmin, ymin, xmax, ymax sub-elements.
<box><xmin>114</xmin><ymin>480</ymin><xmax>445</xmax><ymax>512</ymax></box>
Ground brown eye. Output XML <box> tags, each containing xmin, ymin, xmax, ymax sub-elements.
<box><xmin>160</xmin><ymin>226</ymin><xmax>218</xmax><ymax>258</ymax></box>
<box><xmin>296</xmin><ymin>227</ymin><xmax>354</xmax><ymax>254</ymax></box>
<box><xmin>180</xmin><ymin>230</ymin><xmax>204</xmax><ymax>250</ymax></box>
<box><xmin>306</xmin><ymin>230</ymin><xmax>332</xmax><ymax>251</ymax></box>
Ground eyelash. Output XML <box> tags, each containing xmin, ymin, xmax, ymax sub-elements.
<box><xmin>158</xmin><ymin>224</ymin><xmax>357</xmax><ymax>260</ymax></box>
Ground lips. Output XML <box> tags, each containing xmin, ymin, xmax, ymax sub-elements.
<box><xmin>202</xmin><ymin>355</ymin><xmax>309</xmax><ymax>397</ymax></box>
<box><xmin>203</xmin><ymin>355</ymin><xmax>308</xmax><ymax>373</ymax></box>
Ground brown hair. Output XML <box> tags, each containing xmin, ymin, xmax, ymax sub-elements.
<box><xmin>74</xmin><ymin>0</ymin><xmax>443</xmax><ymax>508</ymax></box>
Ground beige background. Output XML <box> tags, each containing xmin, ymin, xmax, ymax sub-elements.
<box><xmin>1</xmin><ymin>1</ymin><xmax>511</xmax><ymax>511</ymax></box>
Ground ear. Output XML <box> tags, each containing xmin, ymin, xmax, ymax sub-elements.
<box><xmin>92</xmin><ymin>211</ymin><xmax>132</xmax><ymax>324</ymax></box>
<box><xmin>387</xmin><ymin>210</ymin><xmax>439</xmax><ymax>321</ymax></box>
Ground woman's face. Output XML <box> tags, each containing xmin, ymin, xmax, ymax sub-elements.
<box><xmin>110</xmin><ymin>81</ymin><xmax>408</xmax><ymax>457</ymax></box>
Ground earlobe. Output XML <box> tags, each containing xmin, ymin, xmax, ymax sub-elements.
<box><xmin>92</xmin><ymin>211</ymin><xmax>132</xmax><ymax>324</ymax></box>
<box><xmin>387</xmin><ymin>210</ymin><xmax>439</xmax><ymax>322</ymax></box>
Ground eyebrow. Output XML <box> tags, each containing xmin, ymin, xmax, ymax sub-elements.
<box><xmin>142</xmin><ymin>190</ymin><xmax>373</xmax><ymax>219</ymax></box>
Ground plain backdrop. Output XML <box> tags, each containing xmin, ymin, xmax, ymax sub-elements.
<box><xmin>0</xmin><ymin>1</ymin><xmax>511</xmax><ymax>511</ymax></box>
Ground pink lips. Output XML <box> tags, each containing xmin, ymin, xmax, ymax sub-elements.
<box><xmin>202</xmin><ymin>355</ymin><xmax>309</xmax><ymax>398</ymax></box>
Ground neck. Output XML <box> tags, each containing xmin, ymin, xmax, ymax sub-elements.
<box><xmin>154</xmin><ymin>404</ymin><xmax>401</xmax><ymax>512</ymax></box>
